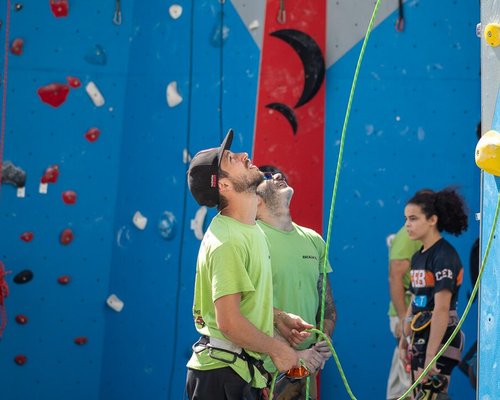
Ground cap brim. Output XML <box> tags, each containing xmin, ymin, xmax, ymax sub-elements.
<box><xmin>217</xmin><ymin>129</ymin><xmax>234</xmax><ymax>168</ymax></box>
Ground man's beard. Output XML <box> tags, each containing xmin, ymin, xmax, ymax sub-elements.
<box><xmin>257</xmin><ymin>183</ymin><xmax>293</xmax><ymax>212</ymax></box>
<box><xmin>230</xmin><ymin>170</ymin><xmax>264</xmax><ymax>194</ymax></box>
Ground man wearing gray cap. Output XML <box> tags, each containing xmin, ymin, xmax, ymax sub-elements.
<box><xmin>185</xmin><ymin>130</ymin><xmax>325</xmax><ymax>399</ymax></box>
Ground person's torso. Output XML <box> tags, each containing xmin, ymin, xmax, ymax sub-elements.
<box><xmin>410</xmin><ymin>238</ymin><xmax>463</xmax><ymax>313</ymax></box>
<box><xmin>258</xmin><ymin>221</ymin><xmax>330</xmax><ymax>349</ymax></box>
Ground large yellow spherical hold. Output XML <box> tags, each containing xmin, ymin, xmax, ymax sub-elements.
<box><xmin>475</xmin><ymin>130</ymin><xmax>500</xmax><ymax>176</ymax></box>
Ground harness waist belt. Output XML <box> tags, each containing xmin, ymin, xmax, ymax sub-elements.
<box><xmin>208</xmin><ymin>336</ymin><xmax>243</xmax><ymax>354</ymax></box>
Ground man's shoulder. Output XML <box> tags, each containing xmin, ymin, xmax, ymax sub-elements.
<box><xmin>293</xmin><ymin>222</ymin><xmax>324</xmax><ymax>240</ymax></box>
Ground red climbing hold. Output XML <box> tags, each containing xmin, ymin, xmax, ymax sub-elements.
<box><xmin>50</xmin><ymin>0</ymin><xmax>69</xmax><ymax>17</ymax></box>
<box><xmin>37</xmin><ymin>83</ymin><xmax>70</xmax><ymax>108</ymax></box>
<box><xmin>15</xmin><ymin>314</ymin><xmax>28</xmax><ymax>325</ymax></box>
<box><xmin>60</xmin><ymin>228</ymin><xmax>74</xmax><ymax>245</ymax></box>
<box><xmin>62</xmin><ymin>190</ymin><xmax>77</xmax><ymax>205</ymax></box>
<box><xmin>67</xmin><ymin>76</ymin><xmax>81</xmax><ymax>88</ymax></box>
<box><xmin>57</xmin><ymin>275</ymin><xmax>71</xmax><ymax>285</ymax></box>
<box><xmin>85</xmin><ymin>128</ymin><xmax>100</xmax><ymax>142</ymax></box>
<box><xmin>14</xmin><ymin>355</ymin><xmax>27</xmax><ymax>366</ymax></box>
<box><xmin>74</xmin><ymin>336</ymin><xmax>88</xmax><ymax>345</ymax></box>
<box><xmin>20</xmin><ymin>232</ymin><xmax>34</xmax><ymax>242</ymax></box>
<box><xmin>0</xmin><ymin>262</ymin><xmax>11</xmax><ymax>338</ymax></box>
<box><xmin>10</xmin><ymin>38</ymin><xmax>24</xmax><ymax>55</ymax></box>
<box><xmin>41</xmin><ymin>165</ymin><xmax>59</xmax><ymax>184</ymax></box>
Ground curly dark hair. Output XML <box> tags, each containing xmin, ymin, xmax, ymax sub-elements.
<box><xmin>407</xmin><ymin>188</ymin><xmax>468</xmax><ymax>236</ymax></box>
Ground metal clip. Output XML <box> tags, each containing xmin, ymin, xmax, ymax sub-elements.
<box><xmin>277</xmin><ymin>0</ymin><xmax>286</xmax><ymax>24</ymax></box>
<box><xmin>113</xmin><ymin>0</ymin><xmax>122</xmax><ymax>25</ymax></box>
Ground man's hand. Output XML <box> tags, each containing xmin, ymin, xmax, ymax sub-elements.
<box><xmin>274</xmin><ymin>312</ymin><xmax>313</xmax><ymax>347</ymax></box>
<box><xmin>296</xmin><ymin>348</ymin><xmax>325</xmax><ymax>374</ymax></box>
<box><xmin>313</xmin><ymin>340</ymin><xmax>332</xmax><ymax>369</ymax></box>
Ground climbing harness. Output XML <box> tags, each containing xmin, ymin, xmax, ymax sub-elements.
<box><xmin>414</xmin><ymin>375</ymin><xmax>448</xmax><ymax>400</ymax></box>
<box><xmin>192</xmin><ymin>336</ymin><xmax>269</xmax><ymax>383</ymax></box>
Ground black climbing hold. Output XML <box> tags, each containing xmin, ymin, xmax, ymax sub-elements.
<box><xmin>13</xmin><ymin>269</ymin><xmax>33</xmax><ymax>284</ymax></box>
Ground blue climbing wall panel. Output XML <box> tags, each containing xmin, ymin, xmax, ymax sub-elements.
<box><xmin>478</xmin><ymin>0</ymin><xmax>500</xmax><ymax>395</ymax></box>
<box><xmin>0</xmin><ymin>1</ymin><xmax>480</xmax><ymax>399</ymax></box>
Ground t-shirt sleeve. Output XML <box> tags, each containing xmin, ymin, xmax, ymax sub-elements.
<box><xmin>432</xmin><ymin>249</ymin><xmax>461</xmax><ymax>293</ymax></box>
<box><xmin>210</xmin><ymin>240</ymin><xmax>256</xmax><ymax>302</ymax></box>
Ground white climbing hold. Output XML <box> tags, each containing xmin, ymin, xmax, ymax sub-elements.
<box><xmin>133</xmin><ymin>211</ymin><xmax>148</xmax><ymax>230</ymax></box>
<box><xmin>183</xmin><ymin>148</ymin><xmax>191</xmax><ymax>164</ymax></box>
<box><xmin>386</xmin><ymin>233</ymin><xmax>395</xmax><ymax>249</ymax></box>
<box><xmin>167</xmin><ymin>81</ymin><xmax>183</xmax><ymax>107</ymax></box>
<box><xmin>17</xmin><ymin>187</ymin><xmax>25</xmax><ymax>198</ymax></box>
<box><xmin>169</xmin><ymin>4</ymin><xmax>182</xmax><ymax>19</ymax></box>
<box><xmin>106</xmin><ymin>294</ymin><xmax>124</xmax><ymax>312</ymax></box>
<box><xmin>249</xmin><ymin>20</ymin><xmax>260</xmax><ymax>31</ymax></box>
<box><xmin>85</xmin><ymin>81</ymin><xmax>105</xmax><ymax>107</ymax></box>
<box><xmin>190</xmin><ymin>206</ymin><xmax>207</xmax><ymax>240</ymax></box>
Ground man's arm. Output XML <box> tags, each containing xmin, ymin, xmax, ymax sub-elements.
<box><xmin>316</xmin><ymin>274</ymin><xmax>336</xmax><ymax>337</ymax></box>
<box><xmin>215</xmin><ymin>293</ymin><xmax>299</xmax><ymax>372</ymax></box>
<box><xmin>389</xmin><ymin>259</ymin><xmax>411</xmax><ymax>336</ymax></box>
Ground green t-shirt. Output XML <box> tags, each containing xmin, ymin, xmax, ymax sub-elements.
<box><xmin>387</xmin><ymin>226</ymin><xmax>421</xmax><ymax>316</ymax></box>
<box><xmin>187</xmin><ymin>214</ymin><xmax>273</xmax><ymax>388</ymax></box>
<box><xmin>258</xmin><ymin>220</ymin><xmax>332</xmax><ymax>352</ymax></box>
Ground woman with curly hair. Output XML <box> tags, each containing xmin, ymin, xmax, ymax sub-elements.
<box><xmin>399</xmin><ymin>188</ymin><xmax>468</xmax><ymax>399</ymax></box>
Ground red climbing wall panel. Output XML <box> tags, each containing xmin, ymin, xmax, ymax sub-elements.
<box><xmin>253</xmin><ymin>0</ymin><xmax>326</xmax><ymax>234</ymax></box>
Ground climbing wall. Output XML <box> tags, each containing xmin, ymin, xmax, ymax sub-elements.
<box><xmin>478</xmin><ymin>0</ymin><xmax>500</xmax><ymax>396</ymax></box>
<box><xmin>0</xmin><ymin>1</ymin><xmax>480</xmax><ymax>399</ymax></box>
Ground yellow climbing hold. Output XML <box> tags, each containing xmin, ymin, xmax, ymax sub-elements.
<box><xmin>484</xmin><ymin>23</ymin><xmax>500</xmax><ymax>47</ymax></box>
<box><xmin>476</xmin><ymin>130</ymin><xmax>500</xmax><ymax>176</ymax></box>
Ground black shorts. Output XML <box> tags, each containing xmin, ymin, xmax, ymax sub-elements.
<box><xmin>411</xmin><ymin>325</ymin><xmax>464</xmax><ymax>376</ymax></box>
<box><xmin>186</xmin><ymin>367</ymin><xmax>263</xmax><ymax>400</ymax></box>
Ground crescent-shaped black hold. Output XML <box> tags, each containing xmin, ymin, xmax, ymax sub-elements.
<box><xmin>266</xmin><ymin>102</ymin><xmax>298</xmax><ymax>135</ymax></box>
<box><xmin>270</xmin><ymin>29</ymin><xmax>325</xmax><ymax>108</ymax></box>
<box><xmin>13</xmin><ymin>269</ymin><xmax>34</xmax><ymax>284</ymax></box>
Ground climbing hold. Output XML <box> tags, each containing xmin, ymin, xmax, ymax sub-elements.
<box><xmin>106</xmin><ymin>294</ymin><xmax>124</xmax><ymax>312</ymax></box>
<box><xmin>1</xmin><ymin>161</ymin><xmax>27</xmax><ymax>197</ymax></box>
<box><xmin>39</xmin><ymin>164</ymin><xmax>59</xmax><ymax>194</ymax></box>
<box><xmin>20</xmin><ymin>232</ymin><xmax>34</xmax><ymax>242</ymax></box>
<box><xmin>169</xmin><ymin>4</ymin><xmax>182</xmax><ymax>19</ymax></box>
<box><xmin>10</xmin><ymin>38</ymin><xmax>24</xmax><ymax>55</ymax></box>
<box><xmin>74</xmin><ymin>336</ymin><xmax>88</xmax><ymax>345</ymax></box>
<box><xmin>13</xmin><ymin>269</ymin><xmax>33</xmax><ymax>284</ymax></box>
<box><xmin>475</xmin><ymin>130</ymin><xmax>500</xmax><ymax>176</ymax></box>
<box><xmin>41</xmin><ymin>164</ymin><xmax>59</xmax><ymax>184</ymax></box>
<box><xmin>166</xmin><ymin>81</ymin><xmax>182</xmax><ymax>107</ymax></box>
<box><xmin>66</xmin><ymin>76</ymin><xmax>81</xmax><ymax>88</ymax></box>
<box><xmin>84</xmin><ymin>45</ymin><xmax>107</xmax><ymax>65</ymax></box>
<box><xmin>59</xmin><ymin>228</ymin><xmax>74</xmax><ymax>245</ymax></box>
<box><xmin>85</xmin><ymin>127</ymin><xmax>101</xmax><ymax>142</ymax></box>
<box><xmin>249</xmin><ymin>20</ymin><xmax>260</xmax><ymax>31</ymax></box>
<box><xmin>50</xmin><ymin>0</ymin><xmax>69</xmax><ymax>18</ymax></box>
<box><xmin>15</xmin><ymin>314</ymin><xmax>28</xmax><ymax>325</ymax></box>
<box><xmin>57</xmin><ymin>275</ymin><xmax>71</xmax><ymax>285</ymax></box>
<box><xmin>62</xmin><ymin>190</ymin><xmax>77</xmax><ymax>205</ymax></box>
<box><xmin>158</xmin><ymin>211</ymin><xmax>176</xmax><ymax>240</ymax></box>
<box><xmin>15</xmin><ymin>3</ymin><xmax>23</xmax><ymax>11</ymax></box>
<box><xmin>85</xmin><ymin>81</ymin><xmax>105</xmax><ymax>107</ymax></box>
<box><xmin>14</xmin><ymin>355</ymin><xmax>27</xmax><ymax>366</ymax></box>
<box><xmin>37</xmin><ymin>83</ymin><xmax>70</xmax><ymax>108</ymax></box>
<box><xmin>190</xmin><ymin>206</ymin><xmax>207</xmax><ymax>240</ymax></box>
<box><xmin>133</xmin><ymin>211</ymin><xmax>148</xmax><ymax>230</ymax></box>
<box><xmin>484</xmin><ymin>23</ymin><xmax>500</xmax><ymax>47</ymax></box>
